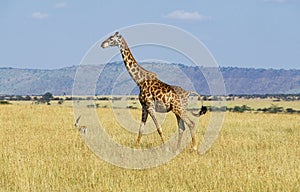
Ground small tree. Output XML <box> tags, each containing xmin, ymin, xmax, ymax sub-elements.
<box><xmin>42</xmin><ymin>92</ymin><xmax>53</xmax><ymax>104</ymax></box>
<box><xmin>25</xmin><ymin>95</ymin><xmax>32</xmax><ymax>101</ymax></box>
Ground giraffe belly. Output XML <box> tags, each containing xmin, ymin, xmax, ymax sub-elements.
<box><xmin>154</xmin><ymin>100</ymin><xmax>172</xmax><ymax>113</ymax></box>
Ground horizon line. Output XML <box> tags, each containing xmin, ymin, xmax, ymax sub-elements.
<box><xmin>1</xmin><ymin>62</ymin><xmax>300</xmax><ymax>71</ymax></box>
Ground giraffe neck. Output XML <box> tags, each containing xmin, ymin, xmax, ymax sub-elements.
<box><xmin>119</xmin><ymin>38</ymin><xmax>157</xmax><ymax>87</ymax></box>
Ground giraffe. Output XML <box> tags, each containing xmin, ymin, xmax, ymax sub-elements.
<box><xmin>101</xmin><ymin>32</ymin><xmax>207</xmax><ymax>150</ymax></box>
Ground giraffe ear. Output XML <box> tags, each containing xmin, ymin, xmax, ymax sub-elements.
<box><xmin>115</xmin><ymin>31</ymin><xmax>121</xmax><ymax>37</ymax></box>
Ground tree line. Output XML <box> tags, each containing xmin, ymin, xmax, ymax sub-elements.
<box><xmin>1</xmin><ymin>93</ymin><xmax>300</xmax><ymax>101</ymax></box>
<box><xmin>1</xmin><ymin>93</ymin><xmax>300</xmax><ymax>114</ymax></box>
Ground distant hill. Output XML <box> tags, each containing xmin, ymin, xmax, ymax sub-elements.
<box><xmin>0</xmin><ymin>66</ymin><xmax>76</xmax><ymax>96</ymax></box>
<box><xmin>1</xmin><ymin>62</ymin><xmax>300</xmax><ymax>95</ymax></box>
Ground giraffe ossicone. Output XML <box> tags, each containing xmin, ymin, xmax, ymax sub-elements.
<box><xmin>101</xmin><ymin>32</ymin><xmax>207</xmax><ymax>151</ymax></box>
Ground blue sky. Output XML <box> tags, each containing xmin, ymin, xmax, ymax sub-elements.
<box><xmin>0</xmin><ymin>0</ymin><xmax>299</xmax><ymax>69</ymax></box>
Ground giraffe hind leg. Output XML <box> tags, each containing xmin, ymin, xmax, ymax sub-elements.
<box><xmin>179</xmin><ymin>113</ymin><xmax>197</xmax><ymax>151</ymax></box>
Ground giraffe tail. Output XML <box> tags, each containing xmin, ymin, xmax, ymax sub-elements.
<box><xmin>189</xmin><ymin>91</ymin><xmax>207</xmax><ymax>117</ymax></box>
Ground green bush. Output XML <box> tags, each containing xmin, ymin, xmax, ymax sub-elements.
<box><xmin>0</xmin><ymin>100</ymin><xmax>11</xmax><ymax>105</ymax></box>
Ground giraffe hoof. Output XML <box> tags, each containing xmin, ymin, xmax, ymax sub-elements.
<box><xmin>135</xmin><ymin>141</ymin><xmax>141</xmax><ymax>148</ymax></box>
<box><xmin>175</xmin><ymin>149</ymin><xmax>180</xmax><ymax>155</ymax></box>
<box><xmin>192</xmin><ymin>146</ymin><xmax>198</xmax><ymax>151</ymax></box>
<box><xmin>163</xmin><ymin>145</ymin><xmax>170</xmax><ymax>152</ymax></box>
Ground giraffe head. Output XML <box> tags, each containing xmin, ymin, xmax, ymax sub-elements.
<box><xmin>101</xmin><ymin>32</ymin><xmax>124</xmax><ymax>49</ymax></box>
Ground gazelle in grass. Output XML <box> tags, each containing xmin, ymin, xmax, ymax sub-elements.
<box><xmin>75</xmin><ymin>116</ymin><xmax>88</xmax><ymax>134</ymax></box>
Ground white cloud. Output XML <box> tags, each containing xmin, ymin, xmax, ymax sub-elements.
<box><xmin>165</xmin><ymin>10</ymin><xmax>210</xmax><ymax>21</ymax></box>
<box><xmin>55</xmin><ymin>2</ymin><xmax>68</xmax><ymax>8</ymax></box>
<box><xmin>31</xmin><ymin>12</ymin><xmax>49</xmax><ymax>20</ymax></box>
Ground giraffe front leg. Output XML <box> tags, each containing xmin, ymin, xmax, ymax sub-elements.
<box><xmin>137</xmin><ymin>106</ymin><xmax>148</xmax><ymax>145</ymax></box>
<box><xmin>137</xmin><ymin>122</ymin><xmax>145</xmax><ymax>145</ymax></box>
<box><xmin>148</xmin><ymin>107</ymin><xmax>165</xmax><ymax>143</ymax></box>
<box><xmin>176</xmin><ymin>115</ymin><xmax>186</xmax><ymax>150</ymax></box>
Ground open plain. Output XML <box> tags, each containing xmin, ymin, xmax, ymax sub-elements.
<box><xmin>0</xmin><ymin>99</ymin><xmax>299</xmax><ymax>191</ymax></box>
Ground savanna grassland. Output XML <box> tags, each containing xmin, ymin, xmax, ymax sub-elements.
<box><xmin>0</xmin><ymin>99</ymin><xmax>299</xmax><ymax>191</ymax></box>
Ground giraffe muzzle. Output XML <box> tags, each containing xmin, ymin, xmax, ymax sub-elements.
<box><xmin>101</xmin><ymin>41</ymin><xmax>109</xmax><ymax>48</ymax></box>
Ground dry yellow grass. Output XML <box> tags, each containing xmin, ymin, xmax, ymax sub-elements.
<box><xmin>0</xmin><ymin>101</ymin><xmax>299</xmax><ymax>191</ymax></box>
